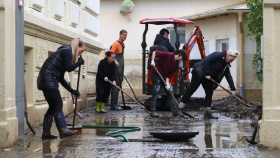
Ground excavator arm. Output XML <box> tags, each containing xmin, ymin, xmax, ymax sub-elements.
<box><xmin>179</xmin><ymin>26</ymin><xmax>206</xmax><ymax>93</ymax></box>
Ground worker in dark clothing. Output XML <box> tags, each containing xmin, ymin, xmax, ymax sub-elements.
<box><xmin>153</xmin><ymin>28</ymin><xmax>175</xmax><ymax>52</ymax></box>
<box><xmin>37</xmin><ymin>38</ymin><xmax>85</xmax><ymax>139</ymax></box>
<box><xmin>150</xmin><ymin>49</ymin><xmax>188</xmax><ymax>117</ymax></box>
<box><xmin>96</xmin><ymin>51</ymin><xmax>117</xmax><ymax>113</ymax></box>
<box><xmin>178</xmin><ymin>50</ymin><xmax>239</xmax><ymax>119</ymax></box>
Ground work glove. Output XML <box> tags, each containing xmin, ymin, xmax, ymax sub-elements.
<box><xmin>104</xmin><ymin>77</ymin><xmax>108</xmax><ymax>82</ymax></box>
<box><xmin>178</xmin><ymin>102</ymin><xmax>186</xmax><ymax>109</ymax></box>
<box><xmin>205</xmin><ymin>76</ymin><xmax>211</xmax><ymax>80</ymax></box>
<box><xmin>78</xmin><ymin>57</ymin><xmax>85</xmax><ymax>65</ymax></box>
<box><xmin>151</xmin><ymin>60</ymin><xmax>155</xmax><ymax>67</ymax></box>
<box><xmin>113</xmin><ymin>81</ymin><xmax>116</xmax><ymax>85</ymax></box>
<box><xmin>70</xmin><ymin>89</ymin><xmax>80</xmax><ymax>97</ymax></box>
<box><xmin>231</xmin><ymin>91</ymin><xmax>236</xmax><ymax>95</ymax></box>
<box><xmin>165</xmin><ymin>82</ymin><xmax>171</xmax><ymax>90</ymax></box>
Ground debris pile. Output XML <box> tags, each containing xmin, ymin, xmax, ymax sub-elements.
<box><xmin>212</xmin><ymin>96</ymin><xmax>262</xmax><ymax>123</ymax></box>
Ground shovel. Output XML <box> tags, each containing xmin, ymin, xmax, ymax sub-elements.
<box><xmin>246</xmin><ymin>111</ymin><xmax>262</xmax><ymax>144</ymax></box>
<box><xmin>153</xmin><ymin>66</ymin><xmax>194</xmax><ymax>118</ymax></box>
<box><xmin>66</xmin><ymin>72</ymin><xmax>84</xmax><ymax>119</ymax></box>
<box><xmin>68</xmin><ymin>56</ymin><xmax>83</xmax><ymax>134</ymax></box>
<box><xmin>209</xmin><ymin>78</ymin><xmax>250</xmax><ymax>107</ymax></box>
<box><xmin>106</xmin><ymin>79</ymin><xmax>150</xmax><ymax>114</ymax></box>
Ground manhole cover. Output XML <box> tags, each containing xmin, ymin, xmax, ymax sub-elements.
<box><xmin>150</xmin><ymin>131</ymin><xmax>199</xmax><ymax>141</ymax></box>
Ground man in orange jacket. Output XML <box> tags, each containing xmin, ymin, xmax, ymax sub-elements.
<box><xmin>110</xmin><ymin>29</ymin><xmax>127</xmax><ymax>110</ymax></box>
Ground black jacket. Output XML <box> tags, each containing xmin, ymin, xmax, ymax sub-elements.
<box><xmin>153</xmin><ymin>34</ymin><xmax>175</xmax><ymax>52</ymax></box>
<box><xmin>96</xmin><ymin>58</ymin><xmax>117</xmax><ymax>82</ymax></box>
<box><xmin>37</xmin><ymin>45</ymin><xmax>82</xmax><ymax>90</ymax></box>
<box><xmin>194</xmin><ymin>52</ymin><xmax>236</xmax><ymax>91</ymax></box>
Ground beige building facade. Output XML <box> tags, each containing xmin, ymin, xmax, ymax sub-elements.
<box><xmin>181</xmin><ymin>3</ymin><xmax>262</xmax><ymax>102</ymax></box>
<box><xmin>259</xmin><ymin>0</ymin><xmax>280</xmax><ymax>148</ymax></box>
<box><xmin>0</xmin><ymin>0</ymin><xmax>102</xmax><ymax>147</ymax></box>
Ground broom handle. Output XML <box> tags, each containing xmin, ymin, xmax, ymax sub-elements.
<box><xmin>107</xmin><ymin>79</ymin><xmax>150</xmax><ymax>114</ymax></box>
<box><xmin>72</xmin><ymin>56</ymin><xmax>82</xmax><ymax>129</ymax></box>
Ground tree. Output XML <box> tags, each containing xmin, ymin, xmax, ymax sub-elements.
<box><xmin>246</xmin><ymin>0</ymin><xmax>263</xmax><ymax>82</ymax></box>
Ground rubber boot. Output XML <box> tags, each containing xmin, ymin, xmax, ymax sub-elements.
<box><xmin>110</xmin><ymin>105</ymin><xmax>123</xmax><ymax>110</ymax></box>
<box><xmin>42</xmin><ymin>114</ymin><xmax>58</xmax><ymax>139</ymax></box>
<box><xmin>54</xmin><ymin>112</ymin><xmax>78</xmax><ymax>138</ymax></box>
<box><xmin>204</xmin><ymin>107</ymin><xmax>218</xmax><ymax>119</ymax></box>
<box><xmin>96</xmin><ymin>102</ymin><xmax>101</xmax><ymax>112</ymax></box>
<box><xmin>100</xmin><ymin>103</ymin><xmax>107</xmax><ymax>113</ymax></box>
<box><xmin>204</xmin><ymin>112</ymin><xmax>218</xmax><ymax>119</ymax></box>
<box><xmin>173</xmin><ymin>109</ymin><xmax>186</xmax><ymax>118</ymax></box>
<box><xmin>150</xmin><ymin>99</ymin><xmax>159</xmax><ymax>117</ymax></box>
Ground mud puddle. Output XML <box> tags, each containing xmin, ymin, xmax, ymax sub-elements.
<box><xmin>1</xmin><ymin>97</ymin><xmax>279</xmax><ymax>158</ymax></box>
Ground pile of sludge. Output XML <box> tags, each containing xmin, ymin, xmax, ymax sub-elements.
<box><xmin>211</xmin><ymin>96</ymin><xmax>262</xmax><ymax>123</ymax></box>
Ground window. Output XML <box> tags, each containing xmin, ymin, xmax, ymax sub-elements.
<box><xmin>216</xmin><ymin>38</ymin><xmax>229</xmax><ymax>52</ymax></box>
<box><xmin>169</xmin><ymin>28</ymin><xmax>185</xmax><ymax>49</ymax></box>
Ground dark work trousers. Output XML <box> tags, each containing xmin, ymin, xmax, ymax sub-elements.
<box><xmin>151</xmin><ymin>73</ymin><xmax>178</xmax><ymax>114</ymax></box>
<box><xmin>110</xmin><ymin>53</ymin><xmax>124</xmax><ymax>106</ymax></box>
<box><xmin>43</xmin><ymin>89</ymin><xmax>63</xmax><ymax>115</ymax></box>
<box><xmin>181</xmin><ymin>72</ymin><xmax>214</xmax><ymax>107</ymax></box>
<box><xmin>96</xmin><ymin>79</ymin><xmax>112</xmax><ymax>103</ymax></box>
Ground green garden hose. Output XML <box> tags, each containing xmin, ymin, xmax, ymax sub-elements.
<box><xmin>82</xmin><ymin>125</ymin><xmax>140</xmax><ymax>142</ymax></box>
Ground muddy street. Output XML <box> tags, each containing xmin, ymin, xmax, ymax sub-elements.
<box><xmin>0</xmin><ymin>98</ymin><xmax>279</xmax><ymax>158</ymax></box>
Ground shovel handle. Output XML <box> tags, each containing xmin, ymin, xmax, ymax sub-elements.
<box><xmin>123</xmin><ymin>75</ymin><xmax>137</xmax><ymax>100</ymax></box>
<box><xmin>209</xmin><ymin>78</ymin><xmax>248</xmax><ymax>106</ymax></box>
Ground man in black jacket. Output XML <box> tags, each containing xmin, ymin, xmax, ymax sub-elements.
<box><xmin>153</xmin><ymin>28</ymin><xmax>175</xmax><ymax>52</ymax></box>
<box><xmin>178</xmin><ymin>50</ymin><xmax>239</xmax><ymax>119</ymax></box>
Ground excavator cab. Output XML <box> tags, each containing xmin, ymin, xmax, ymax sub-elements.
<box><xmin>140</xmin><ymin>17</ymin><xmax>206</xmax><ymax>109</ymax></box>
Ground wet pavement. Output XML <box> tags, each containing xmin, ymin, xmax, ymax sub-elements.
<box><xmin>1</xmin><ymin>101</ymin><xmax>280</xmax><ymax>158</ymax></box>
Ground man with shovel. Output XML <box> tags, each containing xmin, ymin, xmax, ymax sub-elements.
<box><xmin>178</xmin><ymin>50</ymin><xmax>239</xmax><ymax>119</ymax></box>
<box><xmin>110</xmin><ymin>29</ymin><xmax>127</xmax><ymax>110</ymax></box>
<box><xmin>150</xmin><ymin>49</ymin><xmax>188</xmax><ymax>117</ymax></box>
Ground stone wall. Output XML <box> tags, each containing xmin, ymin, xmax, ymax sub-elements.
<box><xmin>0</xmin><ymin>0</ymin><xmax>102</xmax><ymax>148</ymax></box>
<box><xmin>259</xmin><ymin>0</ymin><xmax>280</xmax><ymax>149</ymax></box>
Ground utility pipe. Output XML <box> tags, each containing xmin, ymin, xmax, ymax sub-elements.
<box><xmin>238</xmin><ymin>11</ymin><xmax>244</xmax><ymax>98</ymax></box>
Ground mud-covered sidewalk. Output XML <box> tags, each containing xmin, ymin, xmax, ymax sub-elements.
<box><xmin>0</xmin><ymin>97</ymin><xmax>279</xmax><ymax>158</ymax></box>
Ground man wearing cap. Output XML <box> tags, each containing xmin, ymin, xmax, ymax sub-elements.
<box><xmin>178</xmin><ymin>50</ymin><xmax>239</xmax><ymax>119</ymax></box>
<box><xmin>150</xmin><ymin>49</ymin><xmax>188</xmax><ymax>117</ymax></box>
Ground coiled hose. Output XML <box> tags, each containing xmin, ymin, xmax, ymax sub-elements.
<box><xmin>82</xmin><ymin>125</ymin><xmax>140</xmax><ymax>142</ymax></box>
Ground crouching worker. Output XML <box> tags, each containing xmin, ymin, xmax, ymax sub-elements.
<box><xmin>178</xmin><ymin>50</ymin><xmax>239</xmax><ymax>119</ymax></box>
<box><xmin>37</xmin><ymin>38</ymin><xmax>85</xmax><ymax>139</ymax></box>
<box><xmin>96</xmin><ymin>51</ymin><xmax>117</xmax><ymax>113</ymax></box>
<box><xmin>150</xmin><ymin>49</ymin><xmax>188</xmax><ymax>117</ymax></box>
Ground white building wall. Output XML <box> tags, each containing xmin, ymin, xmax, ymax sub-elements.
<box><xmin>99</xmin><ymin>0</ymin><xmax>246</xmax><ymax>92</ymax></box>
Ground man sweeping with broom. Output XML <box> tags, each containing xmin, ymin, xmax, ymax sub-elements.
<box><xmin>178</xmin><ymin>50</ymin><xmax>239</xmax><ymax>119</ymax></box>
<box><xmin>96</xmin><ymin>51</ymin><xmax>117</xmax><ymax>113</ymax></box>
<box><xmin>150</xmin><ymin>49</ymin><xmax>188</xmax><ymax>117</ymax></box>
